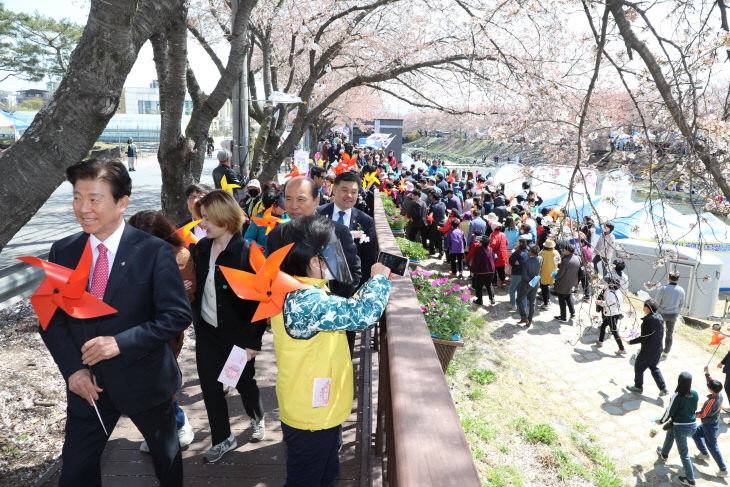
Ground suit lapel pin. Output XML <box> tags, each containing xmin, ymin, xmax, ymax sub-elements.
<box><xmin>121</xmin><ymin>262</ymin><xmax>126</xmax><ymax>267</ymax></box>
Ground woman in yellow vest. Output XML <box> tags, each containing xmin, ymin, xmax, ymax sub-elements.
<box><xmin>273</xmin><ymin>215</ymin><xmax>392</xmax><ymax>486</ymax></box>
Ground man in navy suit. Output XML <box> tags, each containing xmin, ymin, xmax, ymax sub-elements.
<box><xmin>41</xmin><ymin>159</ymin><xmax>192</xmax><ymax>486</ymax></box>
<box><xmin>317</xmin><ymin>171</ymin><xmax>376</xmax><ymax>283</ymax></box>
<box><xmin>266</xmin><ymin>176</ymin><xmax>361</xmax><ymax>299</ymax></box>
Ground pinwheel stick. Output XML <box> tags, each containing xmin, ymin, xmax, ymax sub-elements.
<box><xmin>708</xmin><ymin>343</ymin><xmax>722</xmax><ymax>367</ymax></box>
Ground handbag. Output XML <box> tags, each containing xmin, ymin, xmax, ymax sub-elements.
<box><xmin>662</xmin><ymin>420</ymin><xmax>673</xmax><ymax>431</ymax></box>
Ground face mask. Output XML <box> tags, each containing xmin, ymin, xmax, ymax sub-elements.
<box><xmin>323</xmin><ymin>267</ymin><xmax>335</xmax><ymax>281</ymax></box>
<box><xmin>249</xmin><ymin>190</ymin><xmax>259</xmax><ymax>198</ymax></box>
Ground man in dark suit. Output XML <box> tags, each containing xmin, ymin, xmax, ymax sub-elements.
<box><xmin>41</xmin><ymin>159</ymin><xmax>192</xmax><ymax>486</ymax></box>
<box><xmin>267</xmin><ymin>176</ymin><xmax>362</xmax><ymax>300</ymax></box>
<box><xmin>318</xmin><ymin>171</ymin><xmax>376</xmax><ymax>283</ymax></box>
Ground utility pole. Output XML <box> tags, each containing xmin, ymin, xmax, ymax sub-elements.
<box><xmin>231</xmin><ymin>0</ymin><xmax>250</xmax><ymax>178</ymax></box>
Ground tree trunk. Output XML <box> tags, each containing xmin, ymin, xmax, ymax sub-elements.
<box><xmin>156</xmin><ymin>0</ymin><xmax>258</xmax><ymax>221</ymax></box>
<box><xmin>0</xmin><ymin>0</ymin><xmax>185</xmax><ymax>252</ymax></box>
<box><xmin>153</xmin><ymin>9</ymin><xmax>193</xmax><ymax>225</ymax></box>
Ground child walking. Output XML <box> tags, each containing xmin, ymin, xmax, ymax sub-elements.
<box><xmin>692</xmin><ymin>366</ymin><xmax>727</xmax><ymax>477</ymax></box>
<box><xmin>595</xmin><ymin>278</ymin><xmax>626</xmax><ymax>354</ymax></box>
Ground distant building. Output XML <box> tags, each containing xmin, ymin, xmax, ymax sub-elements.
<box><xmin>0</xmin><ymin>91</ymin><xmax>17</xmax><ymax>107</ymax></box>
<box><xmin>16</xmin><ymin>89</ymin><xmax>51</xmax><ymax>105</ymax></box>
<box><xmin>119</xmin><ymin>80</ymin><xmax>194</xmax><ymax>115</ymax></box>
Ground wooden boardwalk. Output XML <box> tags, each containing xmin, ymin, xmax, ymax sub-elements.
<box><xmin>36</xmin><ymin>328</ymin><xmax>368</xmax><ymax>486</ymax></box>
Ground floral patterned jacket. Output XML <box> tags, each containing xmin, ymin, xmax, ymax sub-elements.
<box><xmin>283</xmin><ymin>274</ymin><xmax>392</xmax><ymax>339</ymax></box>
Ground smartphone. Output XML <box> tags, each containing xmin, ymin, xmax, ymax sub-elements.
<box><xmin>377</xmin><ymin>251</ymin><xmax>409</xmax><ymax>276</ymax></box>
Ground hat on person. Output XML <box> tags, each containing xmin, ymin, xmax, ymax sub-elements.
<box><xmin>487</xmin><ymin>184</ymin><xmax>498</xmax><ymax>193</ymax></box>
<box><xmin>542</xmin><ymin>215</ymin><xmax>554</xmax><ymax>224</ymax></box>
<box><xmin>489</xmin><ymin>221</ymin><xmax>501</xmax><ymax>230</ymax></box>
<box><xmin>246</xmin><ymin>179</ymin><xmax>261</xmax><ymax>190</ymax></box>
<box><xmin>217</xmin><ymin>150</ymin><xmax>231</xmax><ymax>162</ymax></box>
<box><xmin>518</xmin><ymin>234</ymin><xmax>532</xmax><ymax>241</ymax></box>
<box><xmin>543</xmin><ymin>239</ymin><xmax>556</xmax><ymax>249</ymax></box>
<box><xmin>485</xmin><ymin>212</ymin><xmax>499</xmax><ymax>222</ymax></box>
<box><xmin>463</xmin><ymin>211</ymin><xmax>473</xmax><ymax>221</ymax></box>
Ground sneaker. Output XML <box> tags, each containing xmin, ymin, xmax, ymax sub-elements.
<box><xmin>203</xmin><ymin>433</ymin><xmax>237</xmax><ymax>463</ymax></box>
<box><xmin>656</xmin><ymin>446</ymin><xmax>667</xmax><ymax>462</ymax></box>
<box><xmin>473</xmin><ymin>299</ymin><xmax>483</xmax><ymax>306</ymax></box>
<box><xmin>223</xmin><ymin>385</ymin><xmax>233</xmax><ymax>395</ymax></box>
<box><xmin>678</xmin><ymin>476</ymin><xmax>696</xmax><ymax>486</ymax></box>
<box><xmin>178</xmin><ymin>414</ymin><xmax>194</xmax><ymax>448</ymax></box>
<box><xmin>718</xmin><ymin>469</ymin><xmax>728</xmax><ymax>477</ymax></box>
<box><xmin>554</xmin><ymin>316</ymin><xmax>568</xmax><ymax>323</ymax></box>
<box><xmin>595</xmin><ymin>340</ymin><xmax>603</xmax><ymax>348</ymax></box>
<box><xmin>617</xmin><ymin>349</ymin><xmax>627</xmax><ymax>355</ymax></box>
<box><xmin>250</xmin><ymin>417</ymin><xmax>265</xmax><ymax>442</ymax></box>
<box><xmin>659</xmin><ymin>389</ymin><xmax>669</xmax><ymax>396</ymax></box>
<box><xmin>661</xmin><ymin>352</ymin><xmax>668</xmax><ymax>360</ymax></box>
<box><xmin>626</xmin><ymin>385</ymin><xmax>643</xmax><ymax>393</ymax></box>
<box><xmin>139</xmin><ymin>440</ymin><xmax>150</xmax><ymax>453</ymax></box>
<box><xmin>490</xmin><ymin>300</ymin><xmax>496</xmax><ymax>306</ymax></box>
<box><xmin>539</xmin><ymin>303</ymin><xmax>549</xmax><ymax>309</ymax></box>
<box><xmin>695</xmin><ymin>452</ymin><xmax>710</xmax><ymax>460</ymax></box>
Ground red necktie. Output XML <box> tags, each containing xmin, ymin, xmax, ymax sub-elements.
<box><xmin>89</xmin><ymin>243</ymin><xmax>109</xmax><ymax>299</ymax></box>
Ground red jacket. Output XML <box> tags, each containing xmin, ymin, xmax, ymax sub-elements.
<box><xmin>489</xmin><ymin>230</ymin><xmax>509</xmax><ymax>267</ymax></box>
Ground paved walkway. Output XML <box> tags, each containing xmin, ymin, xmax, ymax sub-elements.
<box><xmin>36</xmin><ymin>328</ymin><xmax>368</xmax><ymax>486</ymax></box>
<box><xmin>426</xmin><ymin>255</ymin><xmax>730</xmax><ymax>486</ymax></box>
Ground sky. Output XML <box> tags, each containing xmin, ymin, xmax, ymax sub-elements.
<box><xmin>0</xmin><ymin>0</ymin><xmax>224</xmax><ymax>93</ymax></box>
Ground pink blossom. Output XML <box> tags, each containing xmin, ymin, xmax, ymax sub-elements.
<box><xmin>461</xmin><ymin>294</ymin><xmax>469</xmax><ymax>302</ymax></box>
<box><xmin>452</xmin><ymin>284</ymin><xmax>461</xmax><ymax>291</ymax></box>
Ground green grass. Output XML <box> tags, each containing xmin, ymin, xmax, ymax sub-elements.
<box><xmin>512</xmin><ymin>416</ymin><xmax>558</xmax><ymax>445</ymax></box>
<box><xmin>468</xmin><ymin>368</ymin><xmax>497</xmax><ymax>385</ymax></box>
<box><xmin>552</xmin><ymin>447</ymin><xmax>588</xmax><ymax>480</ymax></box>
<box><xmin>483</xmin><ymin>465</ymin><xmax>523</xmax><ymax>487</ymax></box>
<box><xmin>468</xmin><ymin>388</ymin><xmax>485</xmax><ymax>399</ymax></box>
<box><xmin>461</xmin><ymin>415</ymin><xmax>499</xmax><ymax>442</ymax></box>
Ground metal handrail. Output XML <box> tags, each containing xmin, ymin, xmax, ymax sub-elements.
<box><xmin>372</xmin><ymin>191</ymin><xmax>480</xmax><ymax>486</ymax></box>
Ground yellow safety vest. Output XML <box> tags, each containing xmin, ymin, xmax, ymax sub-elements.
<box><xmin>270</xmin><ymin>277</ymin><xmax>353</xmax><ymax>431</ymax></box>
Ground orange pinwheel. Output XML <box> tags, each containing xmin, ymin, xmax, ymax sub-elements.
<box><xmin>333</xmin><ymin>152</ymin><xmax>357</xmax><ymax>175</ymax></box>
<box><xmin>219</xmin><ymin>243</ymin><xmax>310</xmax><ymax>322</ymax></box>
<box><xmin>398</xmin><ymin>177</ymin><xmax>406</xmax><ymax>192</ymax></box>
<box><xmin>17</xmin><ymin>241</ymin><xmax>117</xmax><ymax>330</ymax></box>
<box><xmin>251</xmin><ymin>207</ymin><xmax>282</xmax><ymax>235</ymax></box>
<box><xmin>176</xmin><ymin>219</ymin><xmax>201</xmax><ymax>246</ymax></box>
<box><xmin>508</xmin><ymin>193</ymin><xmax>516</xmax><ymax>206</ymax></box>
<box><xmin>710</xmin><ymin>331</ymin><xmax>726</xmax><ymax>346</ymax></box>
<box><xmin>447</xmin><ymin>173</ymin><xmax>454</xmax><ymax>184</ymax></box>
<box><xmin>285</xmin><ymin>166</ymin><xmax>302</xmax><ymax>179</ymax></box>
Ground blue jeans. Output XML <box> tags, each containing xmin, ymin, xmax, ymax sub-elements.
<box><xmin>661</xmin><ymin>423</ymin><xmax>698</xmax><ymax>480</ymax></box>
<box><xmin>693</xmin><ymin>422</ymin><xmax>726</xmax><ymax>471</ymax></box>
<box><xmin>509</xmin><ymin>274</ymin><xmax>525</xmax><ymax>307</ymax></box>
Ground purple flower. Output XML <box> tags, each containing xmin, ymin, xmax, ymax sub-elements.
<box><xmin>461</xmin><ymin>294</ymin><xmax>469</xmax><ymax>302</ymax></box>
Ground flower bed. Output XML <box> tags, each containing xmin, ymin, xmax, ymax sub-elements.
<box><xmin>396</xmin><ymin>237</ymin><xmax>429</xmax><ymax>262</ymax></box>
<box><xmin>381</xmin><ymin>193</ymin><xmax>407</xmax><ymax>230</ymax></box>
<box><xmin>412</xmin><ymin>270</ymin><xmax>472</xmax><ymax>341</ymax></box>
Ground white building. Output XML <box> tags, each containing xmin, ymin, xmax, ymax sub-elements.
<box><xmin>119</xmin><ymin>80</ymin><xmax>194</xmax><ymax>115</ymax></box>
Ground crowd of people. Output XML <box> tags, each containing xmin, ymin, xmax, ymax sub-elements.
<box><xmin>38</xmin><ymin>128</ymin><xmax>723</xmax><ymax>487</ymax></box>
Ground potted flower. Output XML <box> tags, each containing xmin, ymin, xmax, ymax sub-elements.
<box><xmin>649</xmin><ymin>429</ymin><xmax>658</xmax><ymax>438</ymax></box>
<box><xmin>388</xmin><ymin>214</ymin><xmax>407</xmax><ymax>235</ymax></box>
<box><xmin>396</xmin><ymin>237</ymin><xmax>429</xmax><ymax>266</ymax></box>
<box><xmin>412</xmin><ymin>271</ymin><xmax>470</xmax><ymax>372</ymax></box>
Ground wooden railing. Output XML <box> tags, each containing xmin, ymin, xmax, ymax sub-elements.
<box><xmin>371</xmin><ymin>191</ymin><xmax>480</xmax><ymax>486</ymax></box>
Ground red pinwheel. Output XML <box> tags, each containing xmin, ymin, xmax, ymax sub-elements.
<box><xmin>251</xmin><ymin>207</ymin><xmax>282</xmax><ymax>235</ymax></box>
<box><xmin>707</xmin><ymin>331</ymin><xmax>728</xmax><ymax>366</ymax></box>
<box><xmin>285</xmin><ymin>166</ymin><xmax>302</xmax><ymax>179</ymax></box>
<box><xmin>333</xmin><ymin>152</ymin><xmax>357</xmax><ymax>175</ymax></box>
<box><xmin>427</xmin><ymin>212</ymin><xmax>434</xmax><ymax>225</ymax></box>
<box><xmin>219</xmin><ymin>243</ymin><xmax>310</xmax><ymax>322</ymax></box>
<box><xmin>176</xmin><ymin>219</ymin><xmax>201</xmax><ymax>246</ymax></box>
<box><xmin>17</xmin><ymin>241</ymin><xmax>117</xmax><ymax>329</ymax></box>
<box><xmin>710</xmin><ymin>331</ymin><xmax>726</xmax><ymax>346</ymax></box>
